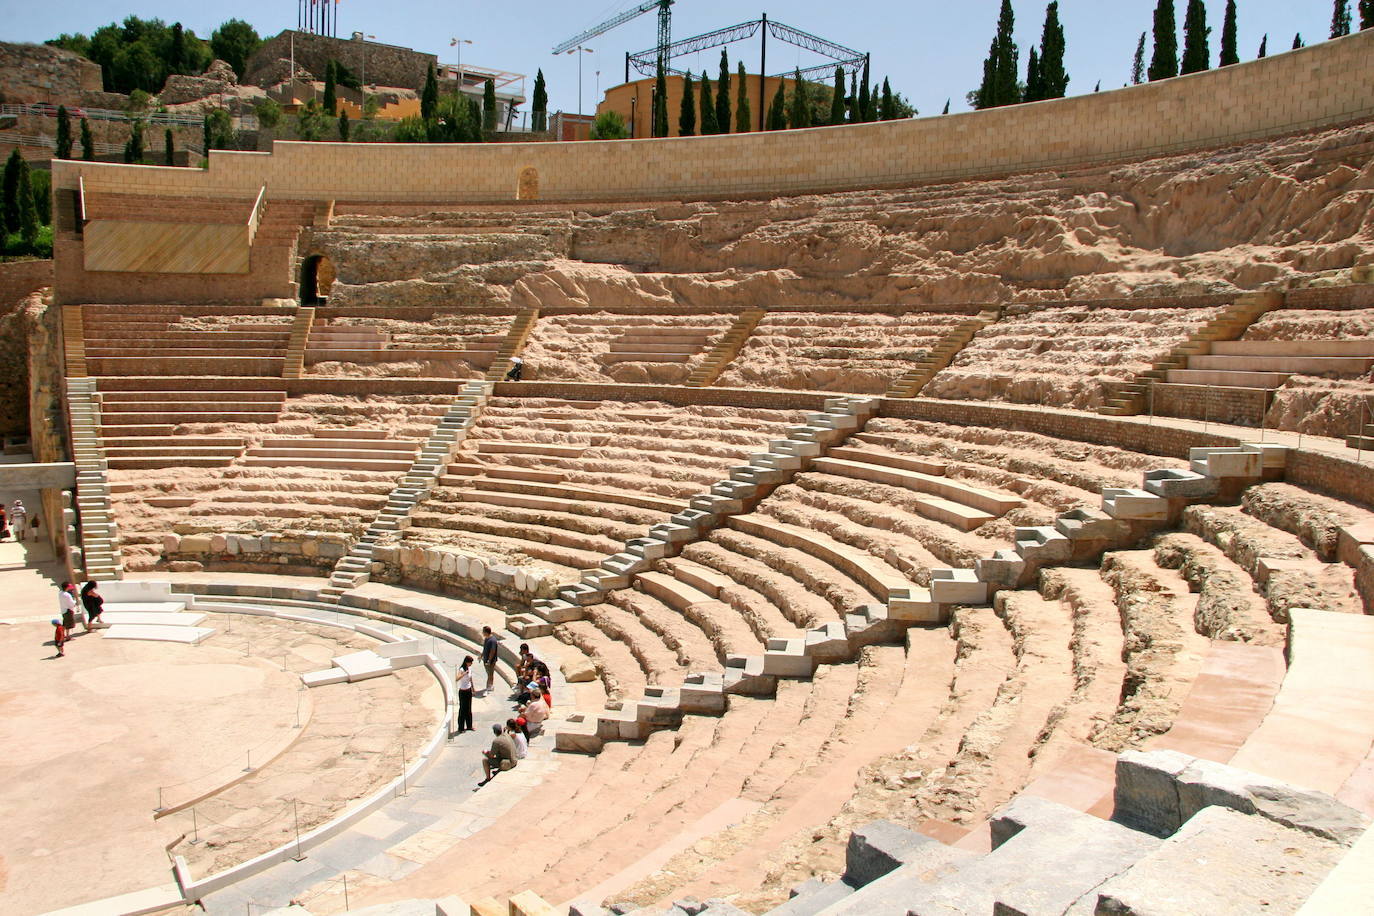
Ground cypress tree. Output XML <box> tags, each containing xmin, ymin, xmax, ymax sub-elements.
<box><xmin>483</xmin><ymin>78</ymin><xmax>497</xmax><ymax>131</ymax></box>
<box><xmin>1293</xmin><ymin>33</ymin><xmax>1305</xmax><ymax>49</ymax></box>
<box><xmin>164</xmin><ymin>127</ymin><xmax>174</xmax><ymax>165</ymax></box>
<box><xmin>699</xmin><ymin>71</ymin><xmax>718</xmax><ymax>135</ymax></box>
<box><xmin>169</xmin><ymin>23</ymin><xmax>186</xmax><ymax>74</ymax></box>
<box><xmin>323</xmin><ymin>60</ymin><xmax>338</xmax><ymax>115</ymax></box>
<box><xmin>1258</xmin><ymin>34</ymin><xmax>1268</xmax><ymax>58</ymax></box>
<box><xmin>829</xmin><ymin>66</ymin><xmax>846</xmax><ymax>125</ymax></box>
<box><xmin>1220</xmin><ymin>0</ymin><xmax>1239</xmax><ymax>65</ymax></box>
<box><xmin>421</xmin><ymin>62</ymin><xmax>438</xmax><ymax>121</ymax></box>
<box><xmin>1181</xmin><ymin>0</ymin><xmax>1211</xmax><ymax>74</ymax></box>
<box><xmin>2</xmin><ymin>150</ymin><xmax>21</xmax><ymax>234</ymax></box>
<box><xmin>1363</xmin><ymin>0</ymin><xmax>1374</xmax><ymax>29</ymax></box>
<box><xmin>880</xmin><ymin>78</ymin><xmax>894</xmax><ymax>120</ymax></box>
<box><xmin>788</xmin><ymin>69</ymin><xmax>811</xmax><ymax>129</ymax></box>
<box><xmin>1149</xmin><ymin>0</ymin><xmax>1178</xmax><ymax>81</ymax></box>
<box><xmin>531</xmin><ymin>69</ymin><xmax>548</xmax><ymax>132</ymax></box>
<box><xmin>848</xmin><ymin>73</ymin><xmax>858</xmax><ymax>122</ymax></box>
<box><xmin>859</xmin><ymin>57</ymin><xmax>875</xmax><ymax>120</ymax></box>
<box><xmin>735</xmin><ymin>63</ymin><xmax>751</xmax><ymax>133</ymax></box>
<box><xmin>80</xmin><ymin>118</ymin><xmax>94</xmax><ymax>160</ymax></box>
<box><xmin>1038</xmin><ymin>1</ymin><xmax>1069</xmax><ymax>98</ymax></box>
<box><xmin>1333</xmin><ymin>0</ymin><xmax>1353</xmax><ymax>37</ymax></box>
<box><xmin>679</xmin><ymin>72</ymin><xmax>696</xmax><ymax>136</ymax></box>
<box><xmin>1131</xmin><ymin>31</ymin><xmax>1147</xmax><ymax>83</ymax></box>
<box><xmin>55</xmin><ymin>105</ymin><xmax>72</xmax><ymax>159</ymax></box>
<box><xmin>942</xmin><ymin>99</ymin><xmax>950</xmax><ymax>115</ymax></box>
<box><xmin>653</xmin><ymin>61</ymin><xmax>669</xmax><ymax>138</ymax></box>
<box><xmin>975</xmin><ymin>0</ymin><xmax>1020</xmax><ymax>108</ymax></box>
<box><xmin>17</xmin><ymin>159</ymin><xmax>38</xmax><ymax>246</ymax></box>
<box><xmin>767</xmin><ymin>81</ymin><xmax>787</xmax><ymax>130</ymax></box>
<box><xmin>202</xmin><ymin>113</ymin><xmax>211</xmax><ymax>153</ymax></box>
<box><xmin>123</xmin><ymin>120</ymin><xmax>144</xmax><ymax>164</ymax></box>
<box><xmin>339</xmin><ymin>110</ymin><xmax>350</xmax><ymax>141</ymax></box>
<box><xmin>716</xmin><ymin>50</ymin><xmax>731</xmax><ymax>135</ymax></box>
<box><xmin>1024</xmin><ymin>47</ymin><xmax>1043</xmax><ymax>102</ymax></box>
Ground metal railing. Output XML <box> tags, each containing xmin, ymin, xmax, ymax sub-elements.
<box><xmin>1</xmin><ymin>102</ymin><xmax>205</xmax><ymax>127</ymax></box>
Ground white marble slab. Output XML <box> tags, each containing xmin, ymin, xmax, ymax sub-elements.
<box><xmin>103</xmin><ymin>601</ymin><xmax>188</xmax><ymax>614</ymax></box>
<box><xmin>333</xmin><ymin>650</ymin><xmax>394</xmax><ymax>682</ymax></box>
<box><xmin>100</xmin><ymin>611</ymin><xmax>206</xmax><ymax>627</ymax></box>
<box><xmin>101</xmin><ymin>624</ymin><xmax>215</xmax><ymax>645</ymax></box>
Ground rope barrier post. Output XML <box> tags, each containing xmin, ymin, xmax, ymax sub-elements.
<box><xmin>399</xmin><ymin>745</ymin><xmax>408</xmax><ymax>796</ymax></box>
<box><xmin>244</xmin><ymin>748</ymin><xmax>252</xmax><ymax>773</ymax></box>
<box><xmin>343</xmin><ymin>874</ymin><xmax>349</xmax><ymax>911</ymax></box>
<box><xmin>291</xmin><ymin>799</ymin><xmax>305</xmax><ymax>862</ymax></box>
<box><xmin>190</xmin><ymin>807</ymin><xmax>200</xmax><ymax>845</ymax></box>
<box><xmin>1148</xmin><ymin>381</ymin><xmax>1154</xmax><ymax>426</ymax></box>
<box><xmin>295</xmin><ymin>692</ymin><xmax>302</xmax><ymax>729</ymax></box>
<box><xmin>1360</xmin><ymin>399</ymin><xmax>1367</xmax><ymax>466</ymax></box>
<box><xmin>157</xmin><ymin>786</ymin><xmax>163</xmax><ymax>813</ymax></box>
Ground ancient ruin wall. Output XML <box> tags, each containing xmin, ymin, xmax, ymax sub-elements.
<box><xmin>51</xmin><ymin>31</ymin><xmax>1374</xmax><ymax>205</ymax></box>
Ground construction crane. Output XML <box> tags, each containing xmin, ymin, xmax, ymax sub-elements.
<box><xmin>554</xmin><ymin>0</ymin><xmax>675</xmax><ymax>65</ymax></box>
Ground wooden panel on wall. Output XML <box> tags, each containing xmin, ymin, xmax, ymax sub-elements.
<box><xmin>83</xmin><ymin>220</ymin><xmax>250</xmax><ymax>274</ymax></box>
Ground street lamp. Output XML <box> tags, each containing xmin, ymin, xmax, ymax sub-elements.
<box><xmin>450</xmin><ymin>38</ymin><xmax>473</xmax><ymax>95</ymax></box>
<box><xmin>566</xmin><ymin>46</ymin><xmax>593</xmax><ymax>116</ymax></box>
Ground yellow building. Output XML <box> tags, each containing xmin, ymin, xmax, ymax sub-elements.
<box><xmin>597</xmin><ymin>73</ymin><xmax>798</xmax><ymax>139</ymax></box>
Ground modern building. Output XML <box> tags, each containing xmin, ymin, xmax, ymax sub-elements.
<box><xmin>596</xmin><ymin>72</ymin><xmax>800</xmax><ymax>139</ymax></box>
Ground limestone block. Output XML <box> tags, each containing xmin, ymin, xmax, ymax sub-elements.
<box><xmin>486</xmin><ymin>564</ymin><xmax>516</xmax><ymax>587</ymax></box>
<box><xmin>1189</xmin><ymin>446</ymin><xmax>1262</xmax><ymax>479</ymax></box>
<box><xmin>440</xmin><ymin>552</ymin><xmax>457</xmax><ymax>575</ymax></box>
<box><xmin>209</xmin><ymin>534</ymin><xmax>228</xmax><ymax>553</ymax></box>
<box><xmin>1142</xmin><ymin>468</ymin><xmax>1218</xmax><ymax>499</ymax></box>
<box><xmin>179</xmin><ymin>534</ymin><xmax>212</xmax><ymax>554</ymax></box>
<box><xmin>976</xmin><ymin>549</ymin><xmax>1026</xmax><ymax>587</ymax></box>
<box><xmin>561</xmin><ymin>657</ymin><xmax>597</xmax><ymax>682</ymax></box>
<box><xmin>434</xmin><ymin>896</ymin><xmax>471</xmax><ymax>916</ymax></box>
<box><xmin>225</xmin><ymin>535</ymin><xmax>241</xmax><ymax>556</ymax></box>
<box><xmin>930</xmin><ymin>568</ymin><xmax>989</xmax><ymax>605</ymax></box>
<box><xmin>456</xmin><ymin>554</ymin><xmax>470</xmax><ymax>577</ymax></box>
<box><xmin>508</xmin><ymin>889</ymin><xmax>558</xmax><ymax>915</ymax></box>
<box><xmin>513</xmin><ymin>568</ymin><xmax>528</xmax><ymax>592</ymax></box>
<box><xmin>373</xmin><ymin>546</ymin><xmax>398</xmax><ymax>564</ymax></box>
<box><xmin>301</xmin><ymin>539</ymin><xmax>319</xmax><ymax>558</ymax></box>
<box><xmin>844</xmin><ymin>820</ymin><xmax>935</xmax><ymax>886</ymax></box>
<box><xmin>427</xmin><ymin>550</ymin><xmax>443</xmax><ymax>572</ymax></box>
<box><xmin>238</xmin><ymin>536</ymin><xmax>262</xmax><ymax>554</ymax></box>
<box><xmin>469</xmin><ymin>557</ymin><xmax>487</xmax><ymax>580</ymax></box>
<box><xmin>468</xmin><ymin>899</ymin><xmax>504</xmax><ymax>916</ymax></box>
<box><xmin>272</xmin><ymin>539</ymin><xmax>302</xmax><ymax>555</ymax></box>
<box><xmin>162</xmin><ymin>533</ymin><xmax>181</xmax><ymax>554</ymax></box>
<box><xmin>1101</xmin><ymin>487</ymin><xmax>1169</xmax><ymax>521</ymax></box>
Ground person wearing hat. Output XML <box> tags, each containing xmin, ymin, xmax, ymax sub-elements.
<box><xmin>52</xmin><ymin>618</ymin><xmax>68</xmax><ymax>657</ymax></box>
<box><xmin>10</xmin><ymin>500</ymin><xmax>26</xmax><ymax>542</ymax></box>
<box><xmin>58</xmin><ymin>582</ymin><xmax>78</xmax><ymax>634</ymax></box>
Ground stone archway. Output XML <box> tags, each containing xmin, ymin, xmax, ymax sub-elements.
<box><xmin>299</xmin><ymin>254</ymin><xmax>335</xmax><ymax>305</ymax></box>
<box><xmin>517</xmin><ymin>167</ymin><xmax>539</xmax><ymax>201</ymax></box>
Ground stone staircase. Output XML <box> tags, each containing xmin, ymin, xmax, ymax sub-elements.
<box><xmin>884</xmin><ymin>308</ymin><xmax>1000</xmax><ymax>398</ymax></box>
<box><xmin>62</xmin><ymin>305</ymin><xmax>88</xmax><ymax>379</ymax></box>
<box><xmin>484</xmin><ymin>308</ymin><xmax>541</xmax><ymax>382</ymax></box>
<box><xmin>65</xmin><ymin>377</ymin><xmax>122</xmax><ymax>580</ymax></box>
<box><xmin>282</xmin><ymin>306</ymin><xmax>316</xmax><ymax>379</ymax></box>
<box><xmin>1098</xmin><ymin>292</ymin><xmax>1281</xmax><ymax>417</ymax></box>
<box><xmin>685</xmin><ymin>309</ymin><xmax>766</xmax><ymax>388</ymax></box>
<box><xmin>544</xmin><ymin>436</ymin><xmax>1284</xmax><ymax>754</ymax></box>
<box><xmin>319</xmin><ymin>380</ymin><xmax>494</xmax><ymax>600</ymax></box>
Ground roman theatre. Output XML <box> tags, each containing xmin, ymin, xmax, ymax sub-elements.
<box><xmin>10</xmin><ymin>27</ymin><xmax>1374</xmax><ymax>916</ymax></box>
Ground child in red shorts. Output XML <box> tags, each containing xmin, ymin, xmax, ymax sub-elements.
<box><xmin>52</xmin><ymin>618</ymin><xmax>67</xmax><ymax>657</ymax></box>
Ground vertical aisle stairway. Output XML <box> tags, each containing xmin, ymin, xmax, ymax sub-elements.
<box><xmin>885</xmin><ymin>308</ymin><xmax>1001</xmax><ymax>398</ymax></box>
<box><xmin>484</xmin><ymin>308</ymin><xmax>541</xmax><ymax>383</ymax></box>
<box><xmin>65</xmin><ymin>377</ymin><xmax>122</xmax><ymax>579</ymax></box>
<box><xmin>686</xmin><ymin>309</ymin><xmax>767</xmax><ymax>388</ymax></box>
<box><xmin>282</xmin><ymin>306</ymin><xmax>316</xmax><ymax>380</ymax></box>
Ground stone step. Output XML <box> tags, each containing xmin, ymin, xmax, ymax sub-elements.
<box><xmin>242</xmin><ymin>456</ymin><xmax>412</xmax><ymax>471</ymax></box>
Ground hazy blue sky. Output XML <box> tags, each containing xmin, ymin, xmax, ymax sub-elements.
<box><xmin>6</xmin><ymin>1</ymin><xmax>1350</xmax><ymax>116</ymax></box>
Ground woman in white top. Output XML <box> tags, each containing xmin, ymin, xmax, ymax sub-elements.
<box><xmin>58</xmin><ymin>582</ymin><xmax>79</xmax><ymax>632</ymax></box>
<box><xmin>456</xmin><ymin>655</ymin><xmax>475</xmax><ymax>733</ymax></box>
<box><xmin>507</xmin><ymin>719</ymin><xmax>529</xmax><ymax>759</ymax></box>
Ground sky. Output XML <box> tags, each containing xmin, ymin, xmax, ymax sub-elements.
<box><xmin>5</xmin><ymin>1</ymin><xmax>1351</xmax><ymax>117</ymax></box>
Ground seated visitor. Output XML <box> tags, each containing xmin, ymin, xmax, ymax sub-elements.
<box><xmin>521</xmin><ymin>692</ymin><xmax>549</xmax><ymax>737</ymax></box>
<box><xmin>480</xmin><ymin>723</ymin><xmax>518</xmax><ymax>785</ymax></box>
<box><xmin>507</xmin><ymin>718</ymin><xmax>528</xmax><ymax>759</ymax></box>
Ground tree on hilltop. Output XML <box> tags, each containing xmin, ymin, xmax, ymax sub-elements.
<box><xmin>531</xmin><ymin>69</ymin><xmax>548</xmax><ymax>132</ymax></box>
<box><xmin>735</xmin><ymin>63</ymin><xmax>751</xmax><ymax>132</ymax></box>
<box><xmin>1332</xmin><ymin>0</ymin><xmax>1353</xmax><ymax>37</ymax></box>
<box><xmin>829</xmin><ymin>66</ymin><xmax>846</xmax><ymax>125</ymax></box>
<box><xmin>483</xmin><ymin>78</ymin><xmax>498</xmax><ymax>132</ymax></box>
<box><xmin>975</xmin><ymin>0</ymin><xmax>1020</xmax><ymax>108</ymax></box>
<box><xmin>767</xmin><ymin>81</ymin><xmax>787</xmax><ymax>130</ymax></box>
<box><xmin>322</xmin><ymin>60</ymin><xmax>338</xmax><ymax>115</ymax></box>
<box><xmin>1131</xmin><ymin>31</ymin><xmax>1147</xmax><ymax>83</ymax></box>
<box><xmin>2</xmin><ymin>151</ymin><xmax>23</xmax><ymax>234</ymax></box>
<box><xmin>716</xmin><ymin>50</ymin><xmax>732</xmax><ymax>134</ymax></box>
<box><xmin>699</xmin><ymin>71</ymin><xmax>718</xmax><ymax>135</ymax></box>
<box><xmin>1181</xmin><ymin>0</ymin><xmax>1211</xmax><ymax>74</ymax></box>
<box><xmin>1037</xmin><ymin>1</ymin><xmax>1069</xmax><ymax>98</ymax></box>
<box><xmin>653</xmin><ymin>61</ymin><xmax>669</xmax><ymax>138</ymax></box>
<box><xmin>1024</xmin><ymin>47</ymin><xmax>1043</xmax><ymax>102</ymax></box>
<box><xmin>859</xmin><ymin>57</ymin><xmax>875</xmax><ymax>120</ymax></box>
<box><xmin>421</xmin><ymin>63</ymin><xmax>438</xmax><ymax>121</ymax></box>
<box><xmin>1363</xmin><ymin>1</ymin><xmax>1374</xmax><ymax>29</ymax></box>
<box><xmin>1258</xmin><ymin>34</ymin><xmax>1268</xmax><ymax>58</ymax></box>
<box><xmin>55</xmin><ymin>106</ymin><xmax>73</xmax><ymax>159</ymax></box>
<box><xmin>164</xmin><ymin>128</ymin><xmax>175</xmax><ymax>165</ymax></box>
<box><xmin>210</xmin><ymin>19</ymin><xmax>261</xmax><ymax>80</ymax></box>
<box><xmin>788</xmin><ymin>69</ymin><xmax>811</xmax><ymax>128</ymax></box>
<box><xmin>1220</xmin><ymin>0</ymin><xmax>1239</xmax><ymax>65</ymax></box>
<box><xmin>1293</xmin><ymin>33</ymin><xmax>1305</xmax><ymax>49</ymax></box>
<box><xmin>1149</xmin><ymin>0</ymin><xmax>1178</xmax><ymax>80</ymax></box>
<box><xmin>679</xmin><ymin>72</ymin><xmax>696</xmax><ymax>136</ymax></box>
<box><xmin>123</xmin><ymin>119</ymin><xmax>144</xmax><ymax>163</ymax></box>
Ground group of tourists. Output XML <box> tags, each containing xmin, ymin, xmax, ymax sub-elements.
<box><xmin>51</xmin><ymin>580</ymin><xmax>104</xmax><ymax>658</ymax></box>
<box><xmin>459</xmin><ymin>630</ymin><xmax>554</xmax><ymax>787</ymax></box>
<box><xmin>1</xmin><ymin>498</ymin><xmax>37</xmax><ymax>542</ymax></box>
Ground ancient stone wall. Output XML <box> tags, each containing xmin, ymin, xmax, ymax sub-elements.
<box><xmin>244</xmin><ymin>32</ymin><xmax>435</xmax><ymax>91</ymax></box>
<box><xmin>0</xmin><ymin>42</ymin><xmax>102</xmax><ymax>106</ymax></box>
<box><xmin>0</xmin><ymin>261</ymin><xmax>54</xmax><ymax>439</ymax></box>
<box><xmin>1151</xmin><ymin>384</ymin><xmax>1273</xmax><ymax>429</ymax></box>
<box><xmin>50</xmin><ymin>31</ymin><xmax>1374</xmax><ymax>205</ymax></box>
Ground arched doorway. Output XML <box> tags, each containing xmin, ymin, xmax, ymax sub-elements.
<box><xmin>300</xmin><ymin>254</ymin><xmax>335</xmax><ymax>305</ymax></box>
<box><xmin>517</xmin><ymin>167</ymin><xmax>539</xmax><ymax>201</ymax></box>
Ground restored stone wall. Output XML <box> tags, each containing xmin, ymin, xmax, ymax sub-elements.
<box><xmin>1151</xmin><ymin>383</ymin><xmax>1273</xmax><ymax>429</ymax></box>
<box><xmin>51</xmin><ymin>31</ymin><xmax>1374</xmax><ymax>205</ymax></box>
<box><xmin>0</xmin><ymin>41</ymin><xmax>102</xmax><ymax>106</ymax></box>
<box><xmin>0</xmin><ymin>262</ymin><xmax>54</xmax><ymax>439</ymax></box>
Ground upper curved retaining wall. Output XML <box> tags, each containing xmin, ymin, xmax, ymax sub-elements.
<box><xmin>52</xmin><ymin>31</ymin><xmax>1374</xmax><ymax>204</ymax></box>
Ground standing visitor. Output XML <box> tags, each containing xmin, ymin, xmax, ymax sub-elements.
<box><xmin>480</xmin><ymin>626</ymin><xmax>499</xmax><ymax>694</ymax></box>
<box><xmin>505</xmin><ymin>356</ymin><xmax>524</xmax><ymax>381</ymax></box>
<box><xmin>59</xmin><ymin>581</ymin><xmax>77</xmax><ymax>633</ymax></box>
<box><xmin>0</xmin><ymin>505</ymin><xmax>9</xmax><ymax>541</ymax></box>
<box><xmin>456</xmin><ymin>655</ymin><xmax>475</xmax><ymax>733</ymax></box>
<box><xmin>81</xmin><ymin>581</ymin><xmax>104</xmax><ymax>628</ymax></box>
<box><xmin>10</xmin><ymin>500</ymin><xmax>27</xmax><ymax>542</ymax></box>
<box><xmin>52</xmin><ymin>618</ymin><xmax>67</xmax><ymax>657</ymax></box>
